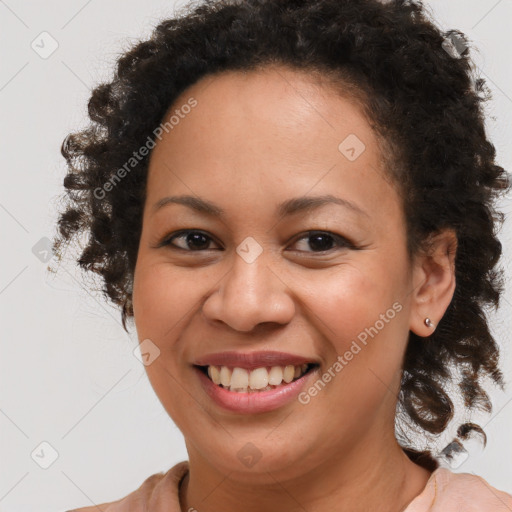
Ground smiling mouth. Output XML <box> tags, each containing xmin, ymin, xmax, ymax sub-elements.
<box><xmin>195</xmin><ymin>363</ymin><xmax>319</xmax><ymax>393</ymax></box>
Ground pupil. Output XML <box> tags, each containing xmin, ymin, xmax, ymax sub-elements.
<box><xmin>310</xmin><ymin>233</ymin><xmax>333</xmax><ymax>251</ymax></box>
<box><xmin>188</xmin><ymin>232</ymin><xmax>209</xmax><ymax>250</ymax></box>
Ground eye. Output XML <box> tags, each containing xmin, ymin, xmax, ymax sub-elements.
<box><xmin>288</xmin><ymin>230</ymin><xmax>354</xmax><ymax>253</ymax></box>
<box><xmin>157</xmin><ymin>229</ymin><xmax>353</xmax><ymax>253</ymax></box>
<box><xmin>158</xmin><ymin>230</ymin><xmax>221</xmax><ymax>251</ymax></box>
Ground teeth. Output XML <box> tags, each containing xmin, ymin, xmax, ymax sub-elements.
<box><xmin>268</xmin><ymin>366</ymin><xmax>283</xmax><ymax>385</ymax></box>
<box><xmin>231</xmin><ymin>367</ymin><xmax>249</xmax><ymax>389</ymax></box>
<box><xmin>205</xmin><ymin>363</ymin><xmax>310</xmax><ymax>391</ymax></box>
<box><xmin>283</xmin><ymin>364</ymin><xmax>295</xmax><ymax>383</ymax></box>
<box><xmin>219</xmin><ymin>366</ymin><xmax>231</xmax><ymax>387</ymax></box>
<box><xmin>249</xmin><ymin>367</ymin><xmax>268</xmax><ymax>389</ymax></box>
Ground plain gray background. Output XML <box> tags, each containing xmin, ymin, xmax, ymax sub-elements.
<box><xmin>0</xmin><ymin>0</ymin><xmax>511</xmax><ymax>510</ymax></box>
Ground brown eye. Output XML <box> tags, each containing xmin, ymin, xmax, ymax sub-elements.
<box><xmin>289</xmin><ymin>231</ymin><xmax>353</xmax><ymax>253</ymax></box>
<box><xmin>157</xmin><ymin>229</ymin><xmax>354</xmax><ymax>254</ymax></box>
<box><xmin>159</xmin><ymin>230</ymin><xmax>220</xmax><ymax>251</ymax></box>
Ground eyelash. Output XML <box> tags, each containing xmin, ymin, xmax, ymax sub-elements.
<box><xmin>157</xmin><ymin>229</ymin><xmax>355</xmax><ymax>253</ymax></box>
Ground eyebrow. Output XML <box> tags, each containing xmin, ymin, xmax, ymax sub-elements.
<box><xmin>151</xmin><ymin>194</ymin><xmax>370</xmax><ymax>219</ymax></box>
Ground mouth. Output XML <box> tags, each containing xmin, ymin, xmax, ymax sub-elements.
<box><xmin>194</xmin><ymin>362</ymin><xmax>320</xmax><ymax>393</ymax></box>
<box><xmin>193</xmin><ymin>361</ymin><xmax>320</xmax><ymax>414</ymax></box>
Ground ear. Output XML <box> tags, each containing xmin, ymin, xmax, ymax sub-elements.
<box><xmin>409</xmin><ymin>228</ymin><xmax>457</xmax><ymax>337</ymax></box>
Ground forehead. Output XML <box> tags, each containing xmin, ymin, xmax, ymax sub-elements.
<box><xmin>152</xmin><ymin>65</ymin><xmax>375</xmax><ymax>157</ymax></box>
<box><xmin>145</xmin><ymin>65</ymin><xmax>400</xmax><ymax>224</ymax></box>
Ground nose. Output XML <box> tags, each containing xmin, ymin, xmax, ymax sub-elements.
<box><xmin>201</xmin><ymin>251</ymin><xmax>296</xmax><ymax>333</ymax></box>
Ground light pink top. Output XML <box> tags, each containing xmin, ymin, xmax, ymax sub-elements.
<box><xmin>67</xmin><ymin>460</ymin><xmax>512</xmax><ymax>511</ymax></box>
<box><xmin>403</xmin><ymin>465</ymin><xmax>512</xmax><ymax>511</ymax></box>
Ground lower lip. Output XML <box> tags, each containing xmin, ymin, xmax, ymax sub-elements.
<box><xmin>194</xmin><ymin>365</ymin><xmax>318</xmax><ymax>414</ymax></box>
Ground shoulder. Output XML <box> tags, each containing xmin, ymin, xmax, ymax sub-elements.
<box><xmin>405</xmin><ymin>466</ymin><xmax>512</xmax><ymax>511</ymax></box>
<box><xmin>66</xmin><ymin>461</ymin><xmax>189</xmax><ymax>512</ymax></box>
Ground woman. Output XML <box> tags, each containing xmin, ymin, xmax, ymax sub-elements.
<box><xmin>52</xmin><ymin>0</ymin><xmax>512</xmax><ymax>510</ymax></box>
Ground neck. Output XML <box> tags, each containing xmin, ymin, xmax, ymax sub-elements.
<box><xmin>179</xmin><ymin>435</ymin><xmax>432</xmax><ymax>512</ymax></box>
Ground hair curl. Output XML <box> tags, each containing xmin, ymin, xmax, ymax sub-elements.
<box><xmin>51</xmin><ymin>0</ymin><xmax>510</xmax><ymax>471</ymax></box>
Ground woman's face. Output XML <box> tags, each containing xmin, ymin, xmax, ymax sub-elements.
<box><xmin>133</xmin><ymin>65</ymin><xmax>429</xmax><ymax>480</ymax></box>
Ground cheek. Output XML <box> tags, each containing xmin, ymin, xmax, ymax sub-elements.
<box><xmin>298</xmin><ymin>280</ymin><xmax>406</xmax><ymax>439</ymax></box>
<box><xmin>298</xmin><ymin>261</ymin><xmax>409</xmax><ymax>392</ymax></box>
<box><xmin>132</xmin><ymin>260</ymin><xmax>201</xmax><ymax>341</ymax></box>
<box><xmin>132</xmin><ymin>260</ymin><xmax>199</xmax><ymax>426</ymax></box>
<box><xmin>299</xmin><ymin>263</ymin><xmax>397</xmax><ymax>341</ymax></box>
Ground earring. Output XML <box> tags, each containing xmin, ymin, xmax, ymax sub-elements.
<box><xmin>424</xmin><ymin>317</ymin><xmax>435</xmax><ymax>329</ymax></box>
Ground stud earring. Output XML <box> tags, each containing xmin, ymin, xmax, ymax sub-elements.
<box><xmin>424</xmin><ymin>317</ymin><xmax>435</xmax><ymax>329</ymax></box>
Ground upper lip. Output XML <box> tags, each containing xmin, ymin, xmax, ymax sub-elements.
<box><xmin>193</xmin><ymin>351</ymin><xmax>319</xmax><ymax>370</ymax></box>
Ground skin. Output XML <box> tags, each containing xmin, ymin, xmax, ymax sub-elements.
<box><xmin>132</xmin><ymin>64</ymin><xmax>457</xmax><ymax>512</ymax></box>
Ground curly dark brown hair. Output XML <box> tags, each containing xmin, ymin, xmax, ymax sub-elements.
<box><xmin>50</xmin><ymin>0</ymin><xmax>510</xmax><ymax>471</ymax></box>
